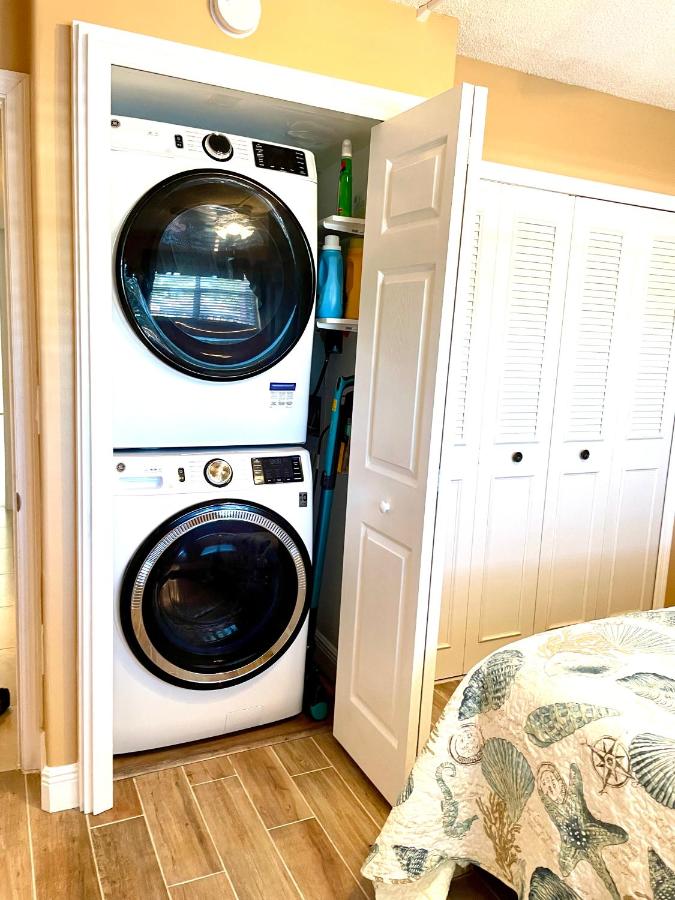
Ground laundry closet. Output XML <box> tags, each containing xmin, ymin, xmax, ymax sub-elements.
<box><xmin>75</xmin><ymin>31</ymin><xmax>675</xmax><ymax>814</ymax></box>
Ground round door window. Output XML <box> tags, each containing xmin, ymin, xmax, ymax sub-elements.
<box><xmin>116</xmin><ymin>170</ymin><xmax>315</xmax><ymax>380</ymax></box>
<box><xmin>120</xmin><ymin>501</ymin><xmax>311</xmax><ymax>689</ymax></box>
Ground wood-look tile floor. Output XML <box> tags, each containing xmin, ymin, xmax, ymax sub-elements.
<box><xmin>0</xmin><ymin>686</ymin><xmax>513</xmax><ymax>899</ymax></box>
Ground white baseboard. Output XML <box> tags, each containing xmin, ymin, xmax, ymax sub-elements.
<box><xmin>314</xmin><ymin>631</ymin><xmax>338</xmax><ymax>681</ymax></box>
<box><xmin>41</xmin><ymin>763</ymin><xmax>79</xmax><ymax>813</ymax></box>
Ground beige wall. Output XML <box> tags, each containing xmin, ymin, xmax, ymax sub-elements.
<box><xmin>454</xmin><ymin>55</ymin><xmax>675</xmax><ymax>606</ymax></box>
<box><xmin>0</xmin><ymin>0</ymin><xmax>31</xmax><ymax>73</ymax></box>
<box><xmin>455</xmin><ymin>56</ymin><xmax>675</xmax><ymax>195</ymax></box>
<box><xmin>30</xmin><ymin>0</ymin><xmax>457</xmax><ymax>766</ymax></box>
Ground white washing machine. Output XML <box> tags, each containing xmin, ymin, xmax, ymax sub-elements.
<box><xmin>110</xmin><ymin>116</ymin><xmax>317</xmax><ymax>449</ymax></box>
<box><xmin>113</xmin><ymin>446</ymin><xmax>312</xmax><ymax>754</ymax></box>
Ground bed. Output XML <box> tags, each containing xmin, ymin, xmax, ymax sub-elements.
<box><xmin>362</xmin><ymin>609</ymin><xmax>675</xmax><ymax>899</ymax></box>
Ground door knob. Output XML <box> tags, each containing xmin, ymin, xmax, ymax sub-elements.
<box><xmin>379</xmin><ymin>500</ymin><xmax>391</xmax><ymax>514</ymax></box>
<box><xmin>512</xmin><ymin>451</ymin><xmax>523</xmax><ymax>463</ymax></box>
<box><xmin>579</xmin><ymin>449</ymin><xmax>590</xmax><ymax>460</ymax></box>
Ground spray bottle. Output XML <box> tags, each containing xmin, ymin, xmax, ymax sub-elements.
<box><xmin>337</xmin><ymin>139</ymin><xmax>352</xmax><ymax>217</ymax></box>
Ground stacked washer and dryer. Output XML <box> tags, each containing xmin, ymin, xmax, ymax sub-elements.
<box><xmin>111</xmin><ymin>116</ymin><xmax>317</xmax><ymax>753</ymax></box>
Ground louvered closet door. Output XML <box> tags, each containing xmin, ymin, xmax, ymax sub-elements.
<box><xmin>535</xmin><ymin>200</ymin><xmax>639</xmax><ymax>631</ymax></box>
<box><xmin>595</xmin><ymin>204</ymin><xmax>675</xmax><ymax>618</ymax></box>
<box><xmin>435</xmin><ymin>180</ymin><xmax>500</xmax><ymax>678</ymax></box>
<box><xmin>462</xmin><ymin>185</ymin><xmax>575</xmax><ymax>671</ymax></box>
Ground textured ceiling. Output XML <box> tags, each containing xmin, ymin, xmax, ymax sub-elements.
<box><xmin>394</xmin><ymin>0</ymin><xmax>675</xmax><ymax>110</ymax></box>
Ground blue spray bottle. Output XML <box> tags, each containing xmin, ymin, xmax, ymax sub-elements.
<box><xmin>317</xmin><ymin>234</ymin><xmax>344</xmax><ymax>318</ymax></box>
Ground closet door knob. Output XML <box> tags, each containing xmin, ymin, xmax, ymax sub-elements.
<box><xmin>379</xmin><ymin>500</ymin><xmax>391</xmax><ymax>514</ymax></box>
<box><xmin>512</xmin><ymin>451</ymin><xmax>523</xmax><ymax>463</ymax></box>
<box><xmin>580</xmin><ymin>449</ymin><xmax>590</xmax><ymax>460</ymax></box>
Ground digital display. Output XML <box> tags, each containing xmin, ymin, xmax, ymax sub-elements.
<box><xmin>253</xmin><ymin>141</ymin><xmax>308</xmax><ymax>176</ymax></box>
<box><xmin>251</xmin><ymin>455</ymin><xmax>304</xmax><ymax>485</ymax></box>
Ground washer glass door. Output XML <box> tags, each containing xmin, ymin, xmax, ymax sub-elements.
<box><xmin>116</xmin><ymin>170</ymin><xmax>315</xmax><ymax>380</ymax></box>
<box><xmin>121</xmin><ymin>501</ymin><xmax>310</xmax><ymax>689</ymax></box>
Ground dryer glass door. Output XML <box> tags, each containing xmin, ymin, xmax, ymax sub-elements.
<box><xmin>120</xmin><ymin>501</ymin><xmax>310</xmax><ymax>689</ymax></box>
<box><xmin>116</xmin><ymin>170</ymin><xmax>315</xmax><ymax>380</ymax></box>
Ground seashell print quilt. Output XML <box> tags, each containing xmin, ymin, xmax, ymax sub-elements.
<box><xmin>362</xmin><ymin>609</ymin><xmax>675</xmax><ymax>900</ymax></box>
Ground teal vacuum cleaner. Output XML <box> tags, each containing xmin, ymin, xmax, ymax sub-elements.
<box><xmin>304</xmin><ymin>374</ymin><xmax>354</xmax><ymax>721</ymax></box>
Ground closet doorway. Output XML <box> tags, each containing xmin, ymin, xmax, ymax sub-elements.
<box><xmin>0</xmin><ymin>71</ymin><xmax>41</xmax><ymax>774</ymax></box>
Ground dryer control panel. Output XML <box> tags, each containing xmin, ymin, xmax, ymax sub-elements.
<box><xmin>251</xmin><ymin>455</ymin><xmax>304</xmax><ymax>485</ymax></box>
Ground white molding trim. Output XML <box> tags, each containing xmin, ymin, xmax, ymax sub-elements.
<box><xmin>72</xmin><ymin>20</ymin><xmax>424</xmax><ymax>815</ymax></box>
<box><xmin>479</xmin><ymin>161</ymin><xmax>675</xmax><ymax>213</ymax></box>
<box><xmin>41</xmin><ymin>763</ymin><xmax>80</xmax><ymax>813</ymax></box>
<box><xmin>0</xmin><ymin>70</ymin><xmax>42</xmax><ymax>773</ymax></box>
<box><xmin>653</xmin><ymin>416</ymin><xmax>675</xmax><ymax>609</ymax></box>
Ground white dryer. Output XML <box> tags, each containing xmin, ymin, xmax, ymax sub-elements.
<box><xmin>110</xmin><ymin>116</ymin><xmax>317</xmax><ymax>449</ymax></box>
<box><xmin>113</xmin><ymin>446</ymin><xmax>312</xmax><ymax>754</ymax></box>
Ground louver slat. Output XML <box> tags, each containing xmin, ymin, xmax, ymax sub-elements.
<box><xmin>454</xmin><ymin>213</ymin><xmax>481</xmax><ymax>442</ymax></box>
<box><xmin>630</xmin><ymin>238</ymin><xmax>675</xmax><ymax>437</ymax></box>
<box><xmin>566</xmin><ymin>232</ymin><xmax>622</xmax><ymax>440</ymax></box>
<box><xmin>496</xmin><ymin>221</ymin><xmax>556</xmax><ymax>440</ymax></box>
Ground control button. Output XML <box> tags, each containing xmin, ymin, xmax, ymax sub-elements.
<box><xmin>203</xmin><ymin>132</ymin><xmax>233</xmax><ymax>161</ymax></box>
<box><xmin>174</xmin><ymin>134</ymin><xmax>184</xmax><ymax>149</ymax></box>
<box><xmin>204</xmin><ymin>458</ymin><xmax>233</xmax><ymax>487</ymax></box>
<box><xmin>177</xmin><ymin>467</ymin><xmax>186</xmax><ymax>482</ymax></box>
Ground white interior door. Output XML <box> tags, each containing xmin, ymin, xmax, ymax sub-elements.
<box><xmin>435</xmin><ymin>181</ymin><xmax>500</xmax><ymax>678</ymax></box>
<box><xmin>595</xmin><ymin>204</ymin><xmax>675</xmax><ymax>618</ymax></box>
<box><xmin>535</xmin><ymin>200</ymin><xmax>645</xmax><ymax>630</ymax></box>
<box><xmin>333</xmin><ymin>83</ymin><xmax>486</xmax><ymax>804</ymax></box>
<box><xmin>462</xmin><ymin>185</ymin><xmax>575</xmax><ymax>670</ymax></box>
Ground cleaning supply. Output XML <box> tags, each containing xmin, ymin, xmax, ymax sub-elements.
<box><xmin>344</xmin><ymin>238</ymin><xmax>363</xmax><ymax>319</ymax></box>
<box><xmin>317</xmin><ymin>234</ymin><xmax>344</xmax><ymax>318</ymax></box>
<box><xmin>304</xmin><ymin>375</ymin><xmax>354</xmax><ymax>721</ymax></box>
<box><xmin>337</xmin><ymin>139</ymin><xmax>353</xmax><ymax>217</ymax></box>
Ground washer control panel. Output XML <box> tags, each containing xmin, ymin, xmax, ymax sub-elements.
<box><xmin>252</xmin><ymin>141</ymin><xmax>308</xmax><ymax>176</ymax></box>
<box><xmin>251</xmin><ymin>455</ymin><xmax>304</xmax><ymax>485</ymax></box>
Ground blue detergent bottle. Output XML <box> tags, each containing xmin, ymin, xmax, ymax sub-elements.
<box><xmin>317</xmin><ymin>235</ymin><xmax>344</xmax><ymax>318</ymax></box>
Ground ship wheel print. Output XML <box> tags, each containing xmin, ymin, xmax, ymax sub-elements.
<box><xmin>590</xmin><ymin>736</ymin><xmax>631</xmax><ymax>793</ymax></box>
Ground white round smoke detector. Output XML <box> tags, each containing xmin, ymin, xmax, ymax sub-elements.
<box><xmin>209</xmin><ymin>0</ymin><xmax>262</xmax><ymax>38</ymax></box>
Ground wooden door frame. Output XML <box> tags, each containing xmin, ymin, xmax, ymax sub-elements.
<box><xmin>0</xmin><ymin>70</ymin><xmax>42</xmax><ymax>773</ymax></box>
<box><xmin>72</xmin><ymin>20</ymin><xmax>425</xmax><ymax>814</ymax></box>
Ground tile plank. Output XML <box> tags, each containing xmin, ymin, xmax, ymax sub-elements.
<box><xmin>183</xmin><ymin>755</ymin><xmax>235</xmax><ymax>786</ymax></box>
<box><xmin>193</xmin><ymin>777</ymin><xmax>299</xmax><ymax>900</ymax></box>
<box><xmin>271</xmin><ymin>817</ymin><xmax>365</xmax><ymax>900</ymax></box>
<box><xmin>0</xmin><ymin>771</ymin><xmax>33</xmax><ymax>899</ymax></box>
<box><xmin>170</xmin><ymin>873</ymin><xmax>236</xmax><ymax>900</ymax></box>
<box><xmin>135</xmin><ymin>768</ymin><xmax>220</xmax><ymax>885</ymax></box>
<box><xmin>435</xmin><ymin>679</ymin><xmax>461</xmax><ymax>703</ymax></box>
<box><xmin>90</xmin><ymin>815</ymin><xmax>167</xmax><ymax>899</ymax></box>
<box><xmin>274</xmin><ymin>737</ymin><xmax>330</xmax><ymax>777</ymax></box>
<box><xmin>88</xmin><ymin>778</ymin><xmax>141</xmax><ymax>827</ymax></box>
<box><xmin>294</xmin><ymin>768</ymin><xmax>379</xmax><ymax>898</ymax></box>
<box><xmin>232</xmin><ymin>746</ymin><xmax>311</xmax><ymax>828</ymax></box>
<box><xmin>27</xmin><ymin>773</ymin><xmax>100</xmax><ymax>900</ymax></box>
<box><xmin>114</xmin><ymin>714</ymin><xmax>331</xmax><ymax>780</ymax></box>
<box><xmin>312</xmin><ymin>734</ymin><xmax>390</xmax><ymax>827</ymax></box>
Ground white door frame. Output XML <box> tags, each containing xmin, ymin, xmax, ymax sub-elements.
<box><xmin>0</xmin><ymin>71</ymin><xmax>42</xmax><ymax>772</ymax></box>
<box><xmin>72</xmin><ymin>20</ymin><xmax>425</xmax><ymax>814</ymax></box>
<box><xmin>478</xmin><ymin>161</ymin><xmax>675</xmax><ymax>612</ymax></box>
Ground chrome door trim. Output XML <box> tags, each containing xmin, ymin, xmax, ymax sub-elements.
<box><xmin>128</xmin><ymin>506</ymin><xmax>307</xmax><ymax>684</ymax></box>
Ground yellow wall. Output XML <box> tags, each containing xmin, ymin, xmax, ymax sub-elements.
<box><xmin>30</xmin><ymin>0</ymin><xmax>457</xmax><ymax>766</ymax></box>
<box><xmin>455</xmin><ymin>56</ymin><xmax>675</xmax><ymax>195</ymax></box>
<box><xmin>0</xmin><ymin>0</ymin><xmax>31</xmax><ymax>73</ymax></box>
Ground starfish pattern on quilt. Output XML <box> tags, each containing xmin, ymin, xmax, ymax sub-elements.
<box><xmin>539</xmin><ymin>763</ymin><xmax>628</xmax><ymax>900</ymax></box>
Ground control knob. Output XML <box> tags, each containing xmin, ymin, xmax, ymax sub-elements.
<box><xmin>203</xmin><ymin>132</ymin><xmax>233</xmax><ymax>161</ymax></box>
<box><xmin>204</xmin><ymin>458</ymin><xmax>233</xmax><ymax>487</ymax></box>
